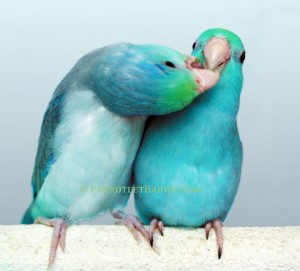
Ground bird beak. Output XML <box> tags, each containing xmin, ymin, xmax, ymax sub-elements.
<box><xmin>185</xmin><ymin>56</ymin><xmax>220</xmax><ymax>93</ymax></box>
<box><xmin>203</xmin><ymin>37</ymin><xmax>231</xmax><ymax>71</ymax></box>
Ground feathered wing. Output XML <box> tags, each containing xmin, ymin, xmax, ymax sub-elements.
<box><xmin>31</xmin><ymin>91</ymin><xmax>65</xmax><ymax>198</ymax></box>
<box><xmin>22</xmin><ymin>92</ymin><xmax>65</xmax><ymax>224</ymax></box>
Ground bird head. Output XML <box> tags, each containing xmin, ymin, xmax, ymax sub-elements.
<box><xmin>191</xmin><ymin>29</ymin><xmax>246</xmax><ymax>114</ymax></box>
<box><xmin>90</xmin><ymin>43</ymin><xmax>219</xmax><ymax>116</ymax></box>
<box><xmin>192</xmin><ymin>28</ymin><xmax>246</xmax><ymax>74</ymax></box>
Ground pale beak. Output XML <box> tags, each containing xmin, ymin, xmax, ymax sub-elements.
<box><xmin>185</xmin><ymin>55</ymin><xmax>220</xmax><ymax>93</ymax></box>
<box><xmin>203</xmin><ymin>37</ymin><xmax>231</xmax><ymax>71</ymax></box>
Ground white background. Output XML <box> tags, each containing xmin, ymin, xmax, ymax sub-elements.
<box><xmin>0</xmin><ymin>0</ymin><xmax>299</xmax><ymax>226</ymax></box>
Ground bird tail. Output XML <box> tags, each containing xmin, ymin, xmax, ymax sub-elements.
<box><xmin>21</xmin><ymin>203</ymin><xmax>35</xmax><ymax>224</ymax></box>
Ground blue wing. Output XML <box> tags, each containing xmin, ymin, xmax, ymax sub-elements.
<box><xmin>31</xmin><ymin>91</ymin><xmax>65</xmax><ymax>198</ymax></box>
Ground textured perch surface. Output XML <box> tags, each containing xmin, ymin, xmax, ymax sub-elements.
<box><xmin>0</xmin><ymin>225</ymin><xmax>299</xmax><ymax>271</ymax></box>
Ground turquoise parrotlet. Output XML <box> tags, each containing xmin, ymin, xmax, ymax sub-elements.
<box><xmin>21</xmin><ymin>42</ymin><xmax>219</xmax><ymax>266</ymax></box>
<box><xmin>134</xmin><ymin>29</ymin><xmax>246</xmax><ymax>258</ymax></box>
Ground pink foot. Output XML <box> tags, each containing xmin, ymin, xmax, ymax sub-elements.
<box><xmin>113</xmin><ymin>211</ymin><xmax>150</xmax><ymax>242</ymax></box>
<box><xmin>149</xmin><ymin>218</ymin><xmax>164</xmax><ymax>247</ymax></box>
<box><xmin>204</xmin><ymin>218</ymin><xmax>223</xmax><ymax>259</ymax></box>
<box><xmin>35</xmin><ymin>217</ymin><xmax>68</xmax><ymax>266</ymax></box>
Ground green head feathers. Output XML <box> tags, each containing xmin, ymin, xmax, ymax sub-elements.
<box><xmin>80</xmin><ymin>43</ymin><xmax>206</xmax><ymax>116</ymax></box>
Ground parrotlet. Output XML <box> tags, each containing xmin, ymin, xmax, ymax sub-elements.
<box><xmin>134</xmin><ymin>29</ymin><xmax>246</xmax><ymax>258</ymax></box>
<box><xmin>21</xmin><ymin>42</ymin><xmax>219</xmax><ymax>266</ymax></box>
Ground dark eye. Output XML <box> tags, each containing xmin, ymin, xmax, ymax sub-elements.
<box><xmin>239</xmin><ymin>51</ymin><xmax>246</xmax><ymax>64</ymax></box>
<box><xmin>192</xmin><ymin>42</ymin><xmax>196</xmax><ymax>50</ymax></box>
<box><xmin>164</xmin><ymin>61</ymin><xmax>176</xmax><ymax>68</ymax></box>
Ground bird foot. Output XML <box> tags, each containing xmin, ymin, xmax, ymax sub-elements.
<box><xmin>148</xmin><ymin>218</ymin><xmax>164</xmax><ymax>247</ymax></box>
<box><xmin>204</xmin><ymin>218</ymin><xmax>223</xmax><ymax>259</ymax></box>
<box><xmin>113</xmin><ymin>211</ymin><xmax>149</xmax><ymax>242</ymax></box>
<box><xmin>34</xmin><ymin>217</ymin><xmax>68</xmax><ymax>267</ymax></box>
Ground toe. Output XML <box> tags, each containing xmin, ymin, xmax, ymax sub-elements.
<box><xmin>119</xmin><ymin>214</ymin><xmax>149</xmax><ymax>242</ymax></box>
<box><xmin>132</xmin><ymin>220</ymin><xmax>150</xmax><ymax>241</ymax></box>
<box><xmin>158</xmin><ymin>221</ymin><xmax>164</xmax><ymax>236</ymax></box>
<box><xmin>126</xmin><ymin>222</ymin><xmax>140</xmax><ymax>241</ymax></box>
<box><xmin>148</xmin><ymin>219</ymin><xmax>164</xmax><ymax>247</ymax></box>
<box><xmin>59</xmin><ymin>222</ymin><xmax>68</xmax><ymax>251</ymax></box>
<box><xmin>212</xmin><ymin>219</ymin><xmax>223</xmax><ymax>259</ymax></box>
<box><xmin>204</xmin><ymin>222</ymin><xmax>213</xmax><ymax>240</ymax></box>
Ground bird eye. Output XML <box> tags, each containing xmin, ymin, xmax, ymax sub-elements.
<box><xmin>164</xmin><ymin>61</ymin><xmax>176</xmax><ymax>68</ymax></box>
<box><xmin>239</xmin><ymin>51</ymin><xmax>246</xmax><ymax>64</ymax></box>
<box><xmin>192</xmin><ymin>41</ymin><xmax>200</xmax><ymax>50</ymax></box>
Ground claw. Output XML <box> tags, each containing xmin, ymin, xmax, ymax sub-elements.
<box><xmin>218</xmin><ymin>246</ymin><xmax>222</xmax><ymax>259</ymax></box>
<box><xmin>150</xmin><ymin>235</ymin><xmax>154</xmax><ymax>247</ymax></box>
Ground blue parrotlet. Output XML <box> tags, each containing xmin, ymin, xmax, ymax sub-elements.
<box><xmin>134</xmin><ymin>29</ymin><xmax>246</xmax><ymax>258</ymax></box>
<box><xmin>21</xmin><ymin>42</ymin><xmax>219</xmax><ymax>266</ymax></box>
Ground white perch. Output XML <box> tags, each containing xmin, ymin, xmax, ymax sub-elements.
<box><xmin>0</xmin><ymin>225</ymin><xmax>299</xmax><ymax>271</ymax></box>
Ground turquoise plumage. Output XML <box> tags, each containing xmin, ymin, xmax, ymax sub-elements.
<box><xmin>134</xmin><ymin>29</ymin><xmax>246</xmax><ymax>257</ymax></box>
<box><xmin>21</xmin><ymin>42</ymin><xmax>219</xmax><ymax>266</ymax></box>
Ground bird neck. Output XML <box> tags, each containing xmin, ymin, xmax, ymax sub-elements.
<box><xmin>199</xmin><ymin>65</ymin><xmax>243</xmax><ymax>117</ymax></box>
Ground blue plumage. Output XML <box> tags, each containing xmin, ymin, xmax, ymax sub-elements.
<box><xmin>134</xmin><ymin>29</ymin><xmax>246</xmax><ymax>257</ymax></box>
<box><xmin>21</xmin><ymin>42</ymin><xmax>215</xmax><ymax>266</ymax></box>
